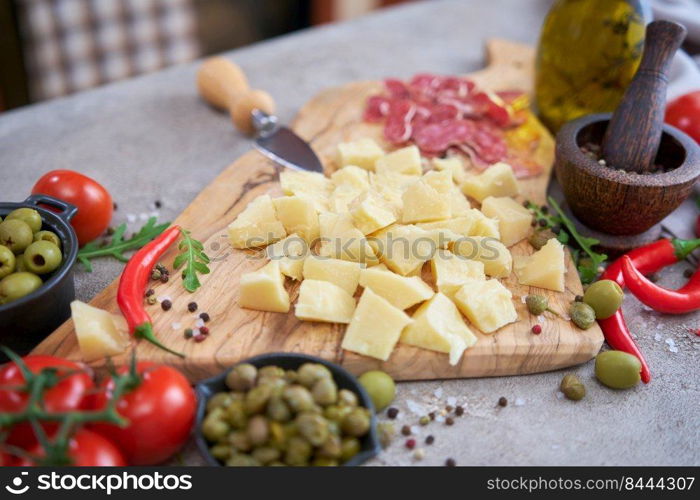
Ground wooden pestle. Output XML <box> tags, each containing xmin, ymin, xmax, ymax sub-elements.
<box><xmin>602</xmin><ymin>20</ymin><xmax>686</xmax><ymax>173</ymax></box>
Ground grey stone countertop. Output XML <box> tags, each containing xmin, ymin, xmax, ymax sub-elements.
<box><xmin>1</xmin><ymin>0</ymin><xmax>698</xmax><ymax>466</ymax></box>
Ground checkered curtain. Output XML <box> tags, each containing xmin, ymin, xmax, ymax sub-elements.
<box><xmin>17</xmin><ymin>0</ymin><xmax>201</xmax><ymax>100</ymax></box>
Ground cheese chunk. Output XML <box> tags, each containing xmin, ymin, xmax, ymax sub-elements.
<box><xmin>273</xmin><ymin>196</ymin><xmax>320</xmax><ymax>243</ymax></box>
<box><xmin>461</xmin><ymin>162</ymin><xmax>519</xmax><ymax>202</ymax></box>
<box><xmin>401</xmin><ymin>179</ymin><xmax>451</xmax><ymax>223</ymax></box>
<box><xmin>337</xmin><ymin>138</ymin><xmax>384</xmax><ymax>170</ymax></box>
<box><xmin>280</xmin><ymin>171</ymin><xmax>333</xmax><ymax>212</ymax></box>
<box><xmin>514</xmin><ymin>238</ymin><xmax>566</xmax><ymax>292</ymax></box>
<box><xmin>375</xmin><ymin>145</ymin><xmax>422</xmax><ymax>176</ymax></box>
<box><xmin>328</xmin><ymin>185</ymin><xmax>365</xmax><ymax>214</ymax></box>
<box><xmin>228</xmin><ymin>194</ymin><xmax>287</xmax><ymax>249</ymax></box>
<box><xmin>239</xmin><ymin>260</ymin><xmax>290</xmax><ymax>313</ymax></box>
<box><xmin>468</xmin><ymin>209</ymin><xmax>500</xmax><ymax>239</ymax></box>
<box><xmin>452</xmin><ymin>236</ymin><xmax>512</xmax><ymax>278</ymax></box>
<box><xmin>418</xmin><ymin>216</ymin><xmax>474</xmax><ymax>238</ymax></box>
<box><xmin>370</xmin><ymin>171</ymin><xmax>419</xmax><ymax>191</ymax></box>
<box><xmin>481</xmin><ymin>196</ymin><xmax>532</xmax><ymax>247</ymax></box>
<box><xmin>341</xmin><ymin>288</ymin><xmax>413</xmax><ymax>361</ymax></box>
<box><xmin>302</xmin><ymin>255</ymin><xmax>362</xmax><ymax>295</ymax></box>
<box><xmin>331</xmin><ymin>165</ymin><xmax>370</xmax><ymax>190</ymax></box>
<box><xmin>372</xmin><ymin>224</ymin><xmax>459</xmax><ymax>276</ymax></box>
<box><xmin>449</xmin><ymin>188</ymin><xmax>472</xmax><ymax>217</ymax></box>
<box><xmin>401</xmin><ymin>293</ymin><xmax>477</xmax><ymax>365</ymax></box>
<box><xmin>423</xmin><ymin>169</ymin><xmax>453</xmax><ymax>195</ymax></box>
<box><xmin>432</xmin><ymin>156</ymin><xmax>467</xmax><ymax>184</ymax></box>
<box><xmin>349</xmin><ymin>191</ymin><xmax>397</xmax><ymax>235</ymax></box>
<box><xmin>71</xmin><ymin>301</ymin><xmax>128</xmax><ymax>362</ymax></box>
<box><xmin>295</xmin><ymin>280</ymin><xmax>356</xmax><ymax>324</ymax></box>
<box><xmin>318</xmin><ymin>212</ymin><xmax>378</xmax><ymax>264</ymax></box>
<box><xmin>430</xmin><ymin>250</ymin><xmax>486</xmax><ymax>297</ymax></box>
<box><xmin>265</xmin><ymin>234</ymin><xmax>308</xmax><ymax>281</ymax></box>
<box><xmin>359</xmin><ymin>266</ymin><xmax>434</xmax><ymax>309</ymax></box>
<box><xmin>453</xmin><ymin>278</ymin><xmax>518</xmax><ymax>333</ymax></box>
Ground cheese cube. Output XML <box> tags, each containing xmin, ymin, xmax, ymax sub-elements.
<box><xmin>401</xmin><ymin>179</ymin><xmax>451</xmax><ymax>223</ymax></box>
<box><xmin>331</xmin><ymin>165</ymin><xmax>370</xmax><ymax>190</ymax></box>
<box><xmin>239</xmin><ymin>260</ymin><xmax>290</xmax><ymax>313</ymax></box>
<box><xmin>341</xmin><ymin>288</ymin><xmax>413</xmax><ymax>361</ymax></box>
<box><xmin>318</xmin><ymin>212</ymin><xmax>378</xmax><ymax>264</ymax></box>
<box><xmin>418</xmin><ymin>216</ymin><xmax>474</xmax><ymax>238</ymax></box>
<box><xmin>468</xmin><ymin>209</ymin><xmax>500</xmax><ymax>239</ymax></box>
<box><xmin>273</xmin><ymin>196</ymin><xmax>320</xmax><ymax>243</ymax></box>
<box><xmin>228</xmin><ymin>194</ymin><xmax>287</xmax><ymax>249</ymax></box>
<box><xmin>513</xmin><ymin>238</ymin><xmax>566</xmax><ymax>292</ymax></box>
<box><xmin>401</xmin><ymin>293</ymin><xmax>477</xmax><ymax>365</ymax></box>
<box><xmin>337</xmin><ymin>138</ymin><xmax>385</xmax><ymax>170</ymax></box>
<box><xmin>328</xmin><ymin>185</ymin><xmax>365</xmax><ymax>214</ymax></box>
<box><xmin>370</xmin><ymin>171</ymin><xmax>419</xmax><ymax>191</ymax></box>
<box><xmin>302</xmin><ymin>255</ymin><xmax>362</xmax><ymax>295</ymax></box>
<box><xmin>349</xmin><ymin>191</ymin><xmax>397</xmax><ymax>235</ymax></box>
<box><xmin>480</xmin><ymin>196</ymin><xmax>533</xmax><ymax>247</ymax></box>
<box><xmin>371</xmin><ymin>224</ymin><xmax>459</xmax><ymax>275</ymax></box>
<box><xmin>375</xmin><ymin>145</ymin><xmax>422</xmax><ymax>175</ymax></box>
<box><xmin>453</xmin><ymin>278</ymin><xmax>518</xmax><ymax>333</ymax></box>
<box><xmin>461</xmin><ymin>162</ymin><xmax>519</xmax><ymax>202</ymax></box>
<box><xmin>430</xmin><ymin>250</ymin><xmax>486</xmax><ymax>297</ymax></box>
<box><xmin>71</xmin><ymin>301</ymin><xmax>129</xmax><ymax>362</ymax></box>
<box><xmin>452</xmin><ymin>236</ymin><xmax>512</xmax><ymax>278</ymax></box>
<box><xmin>423</xmin><ymin>169</ymin><xmax>453</xmax><ymax>195</ymax></box>
<box><xmin>280</xmin><ymin>170</ymin><xmax>333</xmax><ymax>212</ymax></box>
<box><xmin>295</xmin><ymin>280</ymin><xmax>356</xmax><ymax>324</ymax></box>
<box><xmin>359</xmin><ymin>266</ymin><xmax>434</xmax><ymax>309</ymax></box>
<box><xmin>432</xmin><ymin>156</ymin><xmax>467</xmax><ymax>184</ymax></box>
<box><xmin>265</xmin><ymin>234</ymin><xmax>308</xmax><ymax>281</ymax></box>
<box><xmin>449</xmin><ymin>189</ymin><xmax>472</xmax><ymax>217</ymax></box>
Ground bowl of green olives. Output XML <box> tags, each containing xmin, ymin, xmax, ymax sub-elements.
<box><xmin>0</xmin><ymin>195</ymin><xmax>78</xmax><ymax>357</ymax></box>
<box><xmin>195</xmin><ymin>353</ymin><xmax>381</xmax><ymax>467</ymax></box>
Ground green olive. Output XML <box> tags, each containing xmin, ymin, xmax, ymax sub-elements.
<box><xmin>6</xmin><ymin>208</ymin><xmax>42</xmax><ymax>233</ymax></box>
<box><xmin>595</xmin><ymin>350</ymin><xmax>641</xmax><ymax>389</ymax></box>
<box><xmin>22</xmin><ymin>241</ymin><xmax>62</xmax><ymax>275</ymax></box>
<box><xmin>311</xmin><ymin>377</ymin><xmax>338</xmax><ymax>406</ymax></box>
<box><xmin>284</xmin><ymin>436</ymin><xmax>312</xmax><ymax>466</ymax></box>
<box><xmin>226</xmin><ymin>363</ymin><xmax>257</xmax><ymax>391</ymax></box>
<box><xmin>0</xmin><ymin>219</ymin><xmax>34</xmax><ymax>255</ymax></box>
<box><xmin>0</xmin><ymin>245</ymin><xmax>15</xmax><ymax>280</ymax></box>
<box><xmin>341</xmin><ymin>407</ymin><xmax>371</xmax><ymax>437</ymax></box>
<box><xmin>15</xmin><ymin>254</ymin><xmax>27</xmax><ymax>272</ymax></box>
<box><xmin>209</xmin><ymin>443</ymin><xmax>232</xmax><ymax>461</ymax></box>
<box><xmin>297</xmin><ymin>363</ymin><xmax>332</xmax><ymax>388</ymax></box>
<box><xmin>33</xmin><ymin>230</ymin><xmax>61</xmax><ymax>249</ymax></box>
<box><xmin>296</xmin><ymin>412</ymin><xmax>329</xmax><ymax>446</ymax></box>
<box><xmin>358</xmin><ymin>370</ymin><xmax>395</xmax><ymax>411</ymax></box>
<box><xmin>201</xmin><ymin>416</ymin><xmax>230</xmax><ymax>442</ymax></box>
<box><xmin>337</xmin><ymin>389</ymin><xmax>358</xmax><ymax>407</ymax></box>
<box><xmin>569</xmin><ymin>301</ymin><xmax>596</xmax><ymax>330</ymax></box>
<box><xmin>207</xmin><ymin>392</ymin><xmax>234</xmax><ymax>412</ymax></box>
<box><xmin>584</xmin><ymin>279</ymin><xmax>624</xmax><ymax>319</ymax></box>
<box><xmin>340</xmin><ymin>437</ymin><xmax>361</xmax><ymax>462</ymax></box>
<box><xmin>0</xmin><ymin>272</ymin><xmax>42</xmax><ymax>305</ymax></box>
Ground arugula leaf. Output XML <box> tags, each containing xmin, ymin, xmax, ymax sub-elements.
<box><xmin>77</xmin><ymin>217</ymin><xmax>170</xmax><ymax>272</ymax></box>
<box><xmin>174</xmin><ymin>229</ymin><xmax>210</xmax><ymax>293</ymax></box>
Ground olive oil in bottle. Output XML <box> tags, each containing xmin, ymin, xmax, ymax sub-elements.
<box><xmin>535</xmin><ymin>0</ymin><xmax>651</xmax><ymax>132</ymax></box>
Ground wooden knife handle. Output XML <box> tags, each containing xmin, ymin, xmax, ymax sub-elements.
<box><xmin>197</xmin><ymin>57</ymin><xmax>276</xmax><ymax>135</ymax></box>
<box><xmin>602</xmin><ymin>21</ymin><xmax>686</xmax><ymax>173</ymax></box>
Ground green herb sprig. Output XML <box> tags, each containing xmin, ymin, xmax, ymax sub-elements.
<box><xmin>526</xmin><ymin>197</ymin><xmax>607</xmax><ymax>284</ymax></box>
<box><xmin>77</xmin><ymin>217</ymin><xmax>170</xmax><ymax>272</ymax></box>
<box><xmin>174</xmin><ymin>229</ymin><xmax>210</xmax><ymax>292</ymax></box>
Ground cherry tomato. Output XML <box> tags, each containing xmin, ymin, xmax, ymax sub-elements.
<box><xmin>0</xmin><ymin>356</ymin><xmax>94</xmax><ymax>448</ymax></box>
<box><xmin>17</xmin><ymin>429</ymin><xmax>126</xmax><ymax>466</ymax></box>
<box><xmin>665</xmin><ymin>90</ymin><xmax>700</xmax><ymax>144</ymax></box>
<box><xmin>31</xmin><ymin>170</ymin><xmax>113</xmax><ymax>246</ymax></box>
<box><xmin>90</xmin><ymin>362</ymin><xmax>195</xmax><ymax>465</ymax></box>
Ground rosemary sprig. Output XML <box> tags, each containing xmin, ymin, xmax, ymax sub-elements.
<box><xmin>174</xmin><ymin>229</ymin><xmax>210</xmax><ymax>293</ymax></box>
<box><xmin>77</xmin><ymin>217</ymin><xmax>170</xmax><ymax>272</ymax></box>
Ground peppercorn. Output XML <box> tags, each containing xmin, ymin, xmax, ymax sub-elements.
<box><xmin>532</xmin><ymin>324</ymin><xmax>542</xmax><ymax>335</ymax></box>
<box><xmin>160</xmin><ymin>274</ymin><xmax>169</xmax><ymax>283</ymax></box>
<box><xmin>455</xmin><ymin>406</ymin><xmax>464</xmax><ymax>416</ymax></box>
<box><xmin>445</xmin><ymin>405</ymin><xmax>453</xmax><ymax>412</ymax></box>
<box><xmin>560</xmin><ymin>374</ymin><xmax>586</xmax><ymax>401</ymax></box>
<box><xmin>684</xmin><ymin>268</ymin><xmax>694</xmax><ymax>279</ymax></box>
<box><xmin>401</xmin><ymin>425</ymin><xmax>411</xmax><ymax>436</ymax></box>
<box><xmin>425</xmin><ymin>435</ymin><xmax>435</xmax><ymax>445</ymax></box>
<box><xmin>199</xmin><ymin>312</ymin><xmax>210</xmax><ymax>323</ymax></box>
<box><xmin>574</xmin><ymin>295</ymin><xmax>584</xmax><ymax>302</ymax></box>
<box><xmin>113</xmin><ymin>202</ymin><xmax>118</xmax><ymax>211</ymax></box>
<box><xmin>445</xmin><ymin>417</ymin><xmax>454</xmax><ymax>426</ymax></box>
<box><xmin>540</xmin><ymin>206</ymin><xmax>549</xmax><ymax>214</ymax></box>
<box><xmin>538</xmin><ymin>219</ymin><xmax>547</xmax><ymax>227</ymax></box>
<box><xmin>387</xmin><ymin>407</ymin><xmax>399</xmax><ymax>419</ymax></box>
<box><xmin>445</xmin><ymin>458</ymin><xmax>456</xmax><ymax>467</ymax></box>
<box><xmin>155</xmin><ymin>200</ymin><xmax>162</xmax><ymax>209</ymax></box>
<box><xmin>551</xmin><ymin>224</ymin><xmax>561</xmax><ymax>234</ymax></box>
<box><xmin>145</xmin><ymin>288</ymin><xmax>154</xmax><ymax>297</ymax></box>
<box><xmin>199</xmin><ymin>326</ymin><xmax>210</xmax><ymax>336</ymax></box>
<box><xmin>419</xmin><ymin>416</ymin><xmax>430</xmax><ymax>426</ymax></box>
<box><xmin>161</xmin><ymin>299</ymin><xmax>172</xmax><ymax>311</ymax></box>
<box><xmin>187</xmin><ymin>302</ymin><xmax>198</xmax><ymax>312</ymax></box>
<box><xmin>498</xmin><ymin>397</ymin><xmax>508</xmax><ymax>407</ymax></box>
<box><xmin>184</xmin><ymin>328</ymin><xmax>194</xmax><ymax>339</ymax></box>
<box><xmin>522</xmin><ymin>199</ymin><xmax>531</xmax><ymax>208</ymax></box>
<box><xmin>428</xmin><ymin>412</ymin><xmax>436</xmax><ymax>421</ymax></box>
<box><xmin>146</xmin><ymin>296</ymin><xmax>157</xmax><ymax>305</ymax></box>
<box><xmin>106</xmin><ymin>227</ymin><xmax>115</xmax><ymax>236</ymax></box>
<box><xmin>194</xmin><ymin>334</ymin><xmax>207</xmax><ymax>343</ymax></box>
<box><xmin>405</xmin><ymin>439</ymin><xmax>416</xmax><ymax>450</ymax></box>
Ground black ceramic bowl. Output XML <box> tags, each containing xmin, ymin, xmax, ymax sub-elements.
<box><xmin>0</xmin><ymin>195</ymin><xmax>78</xmax><ymax>358</ymax></box>
<box><xmin>195</xmin><ymin>352</ymin><xmax>381</xmax><ymax>466</ymax></box>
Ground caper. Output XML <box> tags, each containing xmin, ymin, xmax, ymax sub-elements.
<box><xmin>246</xmin><ymin>415</ymin><xmax>269</xmax><ymax>446</ymax></box>
<box><xmin>284</xmin><ymin>436</ymin><xmax>312</xmax><ymax>466</ymax></box>
<box><xmin>312</xmin><ymin>457</ymin><xmax>339</xmax><ymax>466</ymax></box>
<box><xmin>569</xmin><ymin>301</ymin><xmax>596</xmax><ymax>329</ymax></box>
<box><xmin>207</xmin><ymin>392</ymin><xmax>233</xmax><ymax>412</ymax></box>
<box><xmin>244</xmin><ymin>384</ymin><xmax>272</xmax><ymax>414</ymax></box>
<box><xmin>251</xmin><ymin>446</ymin><xmax>281</xmax><ymax>464</ymax></box>
<box><xmin>358</xmin><ymin>370</ymin><xmax>395</xmax><ymax>411</ymax></box>
<box><xmin>228</xmin><ymin>430</ymin><xmax>252</xmax><ymax>452</ymax></box>
<box><xmin>226</xmin><ymin>454</ymin><xmax>260</xmax><ymax>466</ymax></box>
<box><xmin>317</xmin><ymin>434</ymin><xmax>342</xmax><ymax>459</ymax></box>
<box><xmin>6</xmin><ymin>208</ymin><xmax>42</xmax><ymax>233</ymax></box>
<box><xmin>377</xmin><ymin>421</ymin><xmax>395</xmax><ymax>449</ymax></box>
<box><xmin>296</xmin><ymin>412</ymin><xmax>329</xmax><ymax>447</ymax></box>
<box><xmin>312</xmin><ymin>377</ymin><xmax>338</xmax><ymax>406</ymax></box>
<box><xmin>583</xmin><ymin>279</ymin><xmax>624</xmax><ymax>319</ymax></box>
<box><xmin>258</xmin><ymin>365</ymin><xmax>285</xmax><ymax>379</ymax></box>
<box><xmin>267</xmin><ymin>394</ymin><xmax>292</xmax><ymax>422</ymax></box>
<box><xmin>595</xmin><ymin>350</ymin><xmax>641</xmax><ymax>389</ymax></box>
<box><xmin>202</xmin><ymin>416</ymin><xmax>230</xmax><ymax>442</ymax></box>
<box><xmin>268</xmin><ymin>421</ymin><xmax>287</xmax><ymax>449</ymax></box>
<box><xmin>560</xmin><ymin>374</ymin><xmax>586</xmax><ymax>401</ymax></box>
<box><xmin>337</xmin><ymin>389</ymin><xmax>358</xmax><ymax>407</ymax></box>
<box><xmin>226</xmin><ymin>363</ymin><xmax>257</xmax><ymax>391</ymax></box>
<box><xmin>340</xmin><ymin>437</ymin><xmax>361</xmax><ymax>462</ymax></box>
<box><xmin>209</xmin><ymin>443</ymin><xmax>232</xmax><ymax>461</ymax></box>
<box><xmin>297</xmin><ymin>363</ymin><xmax>332</xmax><ymax>388</ymax></box>
<box><xmin>225</xmin><ymin>399</ymin><xmax>248</xmax><ymax>429</ymax></box>
<box><xmin>341</xmin><ymin>407</ymin><xmax>371</xmax><ymax>437</ymax></box>
<box><xmin>525</xmin><ymin>294</ymin><xmax>560</xmax><ymax>317</ymax></box>
<box><xmin>282</xmin><ymin>384</ymin><xmax>315</xmax><ymax>413</ymax></box>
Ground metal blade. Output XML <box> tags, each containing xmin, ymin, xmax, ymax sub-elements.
<box><xmin>254</xmin><ymin>127</ymin><xmax>324</xmax><ymax>173</ymax></box>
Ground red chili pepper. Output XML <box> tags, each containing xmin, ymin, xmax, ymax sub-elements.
<box><xmin>117</xmin><ymin>225</ymin><xmax>185</xmax><ymax>358</ymax></box>
<box><xmin>620</xmin><ymin>257</ymin><xmax>700</xmax><ymax>314</ymax></box>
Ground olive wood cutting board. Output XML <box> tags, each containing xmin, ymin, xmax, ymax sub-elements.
<box><xmin>33</xmin><ymin>39</ymin><xmax>604</xmax><ymax>382</ymax></box>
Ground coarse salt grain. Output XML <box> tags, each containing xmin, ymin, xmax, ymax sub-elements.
<box><xmin>195</xmin><ymin>318</ymin><xmax>205</xmax><ymax>328</ymax></box>
<box><xmin>406</xmin><ymin>400</ymin><xmax>425</xmax><ymax>416</ymax></box>
<box><xmin>513</xmin><ymin>398</ymin><xmax>525</xmax><ymax>407</ymax></box>
<box><xmin>556</xmin><ymin>391</ymin><xmax>565</xmax><ymax>400</ymax></box>
<box><xmin>139</xmin><ymin>213</ymin><xmax>149</xmax><ymax>221</ymax></box>
<box><xmin>433</xmin><ymin>388</ymin><xmax>443</xmax><ymax>399</ymax></box>
<box><xmin>434</xmin><ymin>415</ymin><xmax>445</xmax><ymax>423</ymax></box>
<box><xmin>446</xmin><ymin>396</ymin><xmax>457</xmax><ymax>406</ymax></box>
<box><xmin>654</xmin><ymin>333</ymin><xmax>663</xmax><ymax>342</ymax></box>
<box><xmin>127</xmin><ymin>214</ymin><xmax>137</xmax><ymax>223</ymax></box>
<box><xmin>157</xmin><ymin>295</ymin><xmax>171</xmax><ymax>303</ymax></box>
<box><xmin>171</xmin><ymin>322</ymin><xmax>181</xmax><ymax>330</ymax></box>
